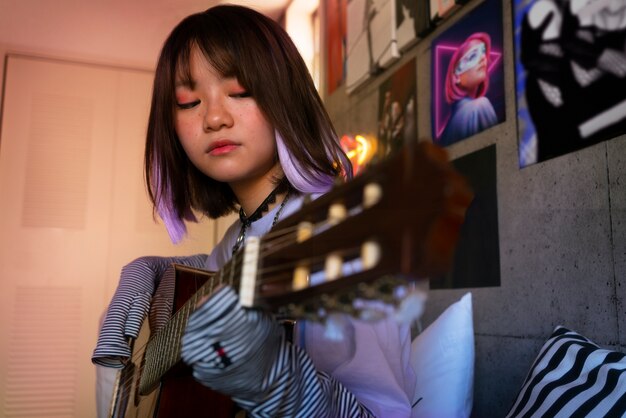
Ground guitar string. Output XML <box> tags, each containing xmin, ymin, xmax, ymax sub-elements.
<box><xmin>111</xmin><ymin>222</ymin><xmax>308</xmax><ymax>393</ymax></box>
<box><xmin>115</xmin><ymin>250</ymin><xmax>374</xmax><ymax>404</ymax></box>
<box><xmin>120</xmin><ymin>223</ymin><xmax>306</xmax><ymax>367</ymax></box>
<box><xmin>113</xmin><ymin>219</ymin><xmax>368</xmax><ymax>397</ymax></box>
<box><xmin>117</xmin><ymin>250</ymin><xmax>241</xmax><ymax>392</ymax></box>
<box><xmin>113</xmin><ymin>214</ymin><xmax>352</xmax><ymax>396</ymax></box>
<box><xmin>115</xmin><ymin>273</ymin><xmax>227</xmax><ymax>397</ymax></box>
<box><xmin>125</xmin><ymin>209</ymin><xmax>345</xmax><ymax>365</ymax></box>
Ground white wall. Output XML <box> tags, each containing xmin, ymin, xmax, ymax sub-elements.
<box><xmin>0</xmin><ymin>2</ymin><xmax>220</xmax><ymax>416</ymax></box>
<box><xmin>0</xmin><ymin>0</ymin><xmax>293</xmax><ymax>69</ymax></box>
<box><xmin>0</xmin><ymin>0</ymin><xmax>217</xmax><ymax>69</ymax></box>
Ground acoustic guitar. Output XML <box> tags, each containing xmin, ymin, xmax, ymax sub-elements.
<box><xmin>108</xmin><ymin>142</ymin><xmax>473</xmax><ymax>417</ymax></box>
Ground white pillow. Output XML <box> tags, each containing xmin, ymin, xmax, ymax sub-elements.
<box><xmin>410</xmin><ymin>292</ymin><xmax>475</xmax><ymax>418</ymax></box>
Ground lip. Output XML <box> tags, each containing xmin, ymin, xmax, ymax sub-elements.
<box><xmin>207</xmin><ymin>140</ymin><xmax>239</xmax><ymax>155</ymax></box>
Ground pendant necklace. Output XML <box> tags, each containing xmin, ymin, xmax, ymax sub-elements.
<box><xmin>232</xmin><ymin>187</ymin><xmax>291</xmax><ymax>255</ymax></box>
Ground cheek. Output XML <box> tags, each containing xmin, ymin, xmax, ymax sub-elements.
<box><xmin>247</xmin><ymin>107</ymin><xmax>275</xmax><ymax>138</ymax></box>
<box><xmin>475</xmin><ymin>67</ymin><xmax>488</xmax><ymax>82</ymax></box>
<box><xmin>174</xmin><ymin>115</ymin><xmax>199</xmax><ymax>140</ymax></box>
<box><xmin>458</xmin><ymin>73</ymin><xmax>470</xmax><ymax>88</ymax></box>
<box><xmin>464</xmin><ymin>68</ymin><xmax>485</xmax><ymax>86</ymax></box>
<box><xmin>174</xmin><ymin>119</ymin><xmax>200</xmax><ymax>157</ymax></box>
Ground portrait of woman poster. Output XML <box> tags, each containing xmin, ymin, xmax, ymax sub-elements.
<box><xmin>430</xmin><ymin>0</ymin><xmax>505</xmax><ymax>146</ymax></box>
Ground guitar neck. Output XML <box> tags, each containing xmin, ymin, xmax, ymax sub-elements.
<box><xmin>135</xmin><ymin>142</ymin><xmax>473</xmax><ymax>396</ymax></box>
<box><xmin>139</xmin><ymin>257</ymin><xmax>244</xmax><ymax>395</ymax></box>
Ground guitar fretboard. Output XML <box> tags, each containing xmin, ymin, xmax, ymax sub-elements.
<box><xmin>138</xmin><ymin>252</ymin><xmax>244</xmax><ymax>395</ymax></box>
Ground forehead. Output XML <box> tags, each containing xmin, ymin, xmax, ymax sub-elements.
<box><xmin>174</xmin><ymin>43</ymin><xmax>238</xmax><ymax>85</ymax></box>
<box><xmin>459</xmin><ymin>40</ymin><xmax>485</xmax><ymax>58</ymax></box>
<box><xmin>465</xmin><ymin>39</ymin><xmax>485</xmax><ymax>50</ymax></box>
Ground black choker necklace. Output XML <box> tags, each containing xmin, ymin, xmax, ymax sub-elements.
<box><xmin>232</xmin><ymin>185</ymin><xmax>290</xmax><ymax>255</ymax></box>
<box><xmin>238</xmin><ymin>186</ymin><xmax>280</xmax><ymax>226</ymax></box>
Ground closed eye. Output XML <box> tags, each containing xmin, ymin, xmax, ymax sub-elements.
<box><xmin>176</xmin><ymin>100</ymin><xmax>200</xmax><ymax>109</ymax></box>
<box><xmin>230</xmin><ymin>91</ymin><xmax>251</xmax><ymax>98</ymax></box>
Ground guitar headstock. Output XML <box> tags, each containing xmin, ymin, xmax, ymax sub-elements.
<box><xmin>248</xmin><ymin>141</ymin><xmax>473</xmax><ymax>320</ymax></box>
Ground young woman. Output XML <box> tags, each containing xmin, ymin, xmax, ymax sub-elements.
<box><xmin>438</xmin><ymin>32</ymin><xmax>498</xmax><ymax>146</ymax></box>
<box><xmin>93</xmin><ymin>5</ymin><xmax>415</xmax><ymax>417</ymax></box>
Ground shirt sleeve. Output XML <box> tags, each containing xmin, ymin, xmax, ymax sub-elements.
<box><xmin>92</xmin><ymin>254</ymin><xmax>208</xmax><ymax>368</ymax></box>
<box><xmin>180</xmin><ymin>286</ymin><xmax>376</xmax><ymax>417</ymax></box>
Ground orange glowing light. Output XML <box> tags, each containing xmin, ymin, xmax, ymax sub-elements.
<box><xmin>340</xmin><ymin>134</ymin><xmax>378</xmax><ymax>175</ymax></box>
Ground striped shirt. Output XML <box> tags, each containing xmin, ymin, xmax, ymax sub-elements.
<box><xmin>93</xmin><ymin>194</ymin><xmax>414</xmax><ymax>417</ymax></box>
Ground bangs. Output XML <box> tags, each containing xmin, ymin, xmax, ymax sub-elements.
<box><xmin>171</xmin><ymin>14</ymin><xmax>248</xmax><ymax>91</ymax></box>
<box><xmin>165</xmin><ymin>6</ymin><xmax>293</xmax><ymax>120</ymax></box>
<box><xmin>173</xmin><ymin>40</ymin><xmax>240</xmax><ymax>86</ymax></box>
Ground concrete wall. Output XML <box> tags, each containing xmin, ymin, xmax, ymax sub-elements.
<box><xmin>323</xmin><ymin>0</ymin><xmax>626</xmax><ymax>415</ymax></box>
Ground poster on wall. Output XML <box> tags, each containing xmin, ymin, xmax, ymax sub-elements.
<box><xmin>430</xmin><ymin>0</ymin><xmax>505</xmax><ymax>146</ymax></box>
<box><xmin>396</xmin><ymin>0</ymin><xmax>435</xmax><ymax>48</ymax></box>
<box><xmin>377</xmin><ymin>58</ymin><xmax>417</xmax><ymax>155</ymax></box>
<box><xmin>326</xmin><ymin>0</ymin><xmax>347</xmax><ymax>96</ymax></box>
<box><xmin>346</xmin><ymin>0</ymin><xmax>401</xmax><ymax>94</ymax></box>
<box><xmin>433</xmin><ymin>144</ymin><xmax>501</xmax><ymax>289</ymax></box>
<box><xmin>430</xmin><ymin>0</ymin><xmax>457</xmax><ymax>21</ymax></box>
<box><xmin>396</xmin><ymin>0</ymin><xmax>419</xmax><ymax>50</ymax></box>
<box><xmin>415</xmin><ymin>0</ymin><xmax>435</xmax><ymax>37</ymax></box>
<box><xmin>513</xmin><ymin>0</ymin><xmax>626</xmax><ymax>168</ymax></box>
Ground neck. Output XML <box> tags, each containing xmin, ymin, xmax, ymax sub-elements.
<box><xmin>231</xmin><ymin>164</ymin><xmax>285</xmax><ymax>216</ymax></box>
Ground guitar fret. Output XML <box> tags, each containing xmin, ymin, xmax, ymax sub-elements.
<box><xmin>176</xmin><ymin>310</ymin><xmax>185</xmax><ymax>357</ymax></box>
<box><xmin>175</xmin><ymin>312</ymin><xmax>184</xmax><ymax>362</ymax></box>
<box><xmin>167</xmin><ymin>313</ymin><xmax>177</xmax><ymax>368</ymax></box>
<box><xmin>156</xmin><ymin>332</ymin><xmax>165</xmax><ymax>378</ymax></box>
<box><xmin>162</xmin><ymin>320</ymin><xmax>175</xmax><ymax>372</ymax></box>
<box><xmin>141</xmin><ymin>338</ymin><xmax>154</xmax><ymax>390</ymax></box>
<box><xmin>141</xmin><ymin>333</ymin><xmax>160</xmax><ymax>393</ymax></box>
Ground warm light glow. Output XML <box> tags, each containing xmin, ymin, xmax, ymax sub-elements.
<box><xmin>285</xmin><ymin>0</ymin><xmax>321</xmax><ymax>86</ymax></box>
<box><xmin>340</xmin><ymin>134</ymin><xmax>378</xmax><ymax>175</ymax></box>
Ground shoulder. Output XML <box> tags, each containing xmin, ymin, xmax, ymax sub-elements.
<box><xmin>205</xmin><ymin>216</ymin><xmax>241</xmax><ymax>271</ymax></box>
<box><xmin>280</xmin><ymin>192</ymin><xmax>324</xmax><ymax>219</ymax></box>
<box><xmin>456</xmin><ymin>97</ymin><xmax>494</xmax><ymax>114</ymax></box>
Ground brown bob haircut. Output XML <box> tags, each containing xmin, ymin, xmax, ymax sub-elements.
<box><xmin>145</xmin><ymin>5</ymin><xmax>351</xmax><ymax>229</ymax></box>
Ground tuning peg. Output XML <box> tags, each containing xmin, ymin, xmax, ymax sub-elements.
<box><xmin>292</xmin><ymin>221</ymin><xmax>314</xmax><ymax>291</ymax></box>
<box><xmin>363</xmin><ymin>183</ymin><xmax>382</xmax><ymax>208</ymax></box>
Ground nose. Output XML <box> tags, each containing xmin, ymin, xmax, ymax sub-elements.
<box><xmin>203</xmin><ymin>99</ymin><xmax>233</xmax><ymax>132</ymax></box>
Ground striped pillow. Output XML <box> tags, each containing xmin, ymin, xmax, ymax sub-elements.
<box><xmin>506</xmin><ymin>326</ymin><xmax>626</xmax><ymax>417</ymax></box>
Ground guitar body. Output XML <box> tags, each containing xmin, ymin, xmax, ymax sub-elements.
<box><xmin>109</xmin><ymin>267</ymin><xmax>236</xmax><ymax>418</ymax></box>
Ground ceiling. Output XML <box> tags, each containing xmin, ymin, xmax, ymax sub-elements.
<box><xmin>0</xmin><ymin>0</ymin><xmax>292</xmax><ymax>69</ymax></box>
<box><xmin>216</xmin><ymin>0</ymin><xmax>292</xmax><ymax>20</ymax></box>
<box><xmin>128</xmin><ymin>0</ymin><xmax>292</xmax><ymax>21</ymax></box>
